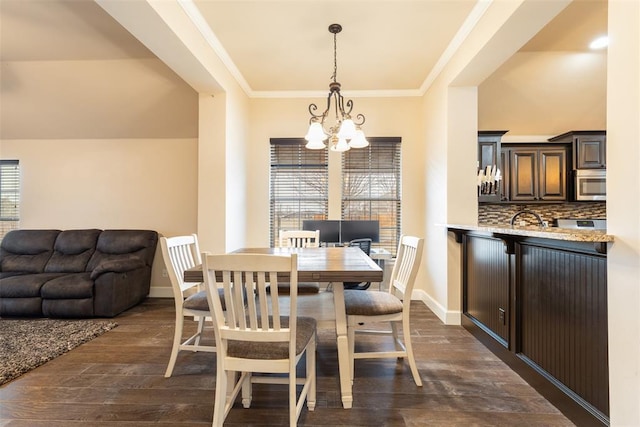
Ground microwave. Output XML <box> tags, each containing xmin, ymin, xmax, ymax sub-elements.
<box><xmin>574</xmin><ymin>169</ymin><xmax>606</xmax><ymax>201</ymax></box>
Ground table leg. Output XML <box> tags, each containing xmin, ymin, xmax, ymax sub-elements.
<box><xmin>332</xmin><ymin>281</ymin><xmax>353</xmax><ymax>409</ymax></box>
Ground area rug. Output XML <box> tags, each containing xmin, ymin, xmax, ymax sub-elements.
<box><xmin>0</xmin><ymin>318</ymin><xmax>117</xmax><ymax>386</ymax></box>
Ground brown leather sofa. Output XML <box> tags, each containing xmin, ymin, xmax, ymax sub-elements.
<box><xmin>0</xmin><ymin>229</ymin><xmax>158</xmax><ymax>318</ymax></box>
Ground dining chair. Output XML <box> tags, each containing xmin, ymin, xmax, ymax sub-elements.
<box><xmin>278</xmin><ymin>229</ymin><xmax>320</xmax><ymax>248</ymax></box>
<box><xmin>160</xmin><ymin>234</ymin><xmax>217</xmax><ymax>378</ymax></box>
<box><xmin>343</xmin><ymin>238</ymin><xmax>373</xmax><ymax>290</ymax></box>
<box><xmin>343</xmin><ymin>235</ymin><xmax>425</xmax><ymax>386</ymax></box>
<box><xmin>274</xmin><ymin>229</ymin><xmax>321</xmax><ymax>294</ymax></box>
<box><xmin>202</xmin><ymin>252</ymin><xmax>316</xmax><ymax>427</ymax></box>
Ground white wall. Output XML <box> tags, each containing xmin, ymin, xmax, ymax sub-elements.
<box><xmin>606</xmin><ymin>0</ymin><xmax>640</xmax><ymax>424</ymax></box>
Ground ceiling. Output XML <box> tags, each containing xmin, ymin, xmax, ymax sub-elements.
<box><xmin>0</xmin><ymin>0</ymin><xmax>607</xmax><ymax>97</ymax></box>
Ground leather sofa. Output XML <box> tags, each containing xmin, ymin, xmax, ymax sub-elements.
<box><xmin>0</xmin><ymin>229</ymin><xmax>158</xmax><ymax>318</ymax></box>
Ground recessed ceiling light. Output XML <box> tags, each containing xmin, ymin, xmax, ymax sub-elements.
<box><xmin>590</xmin><ymin>36</ymin><xmax>609</xmax><ymax>49</ymax></box>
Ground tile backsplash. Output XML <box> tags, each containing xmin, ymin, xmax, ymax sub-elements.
<box><xmin>478</xmin><ymin>202</ymin><xmax>606</xmax><ymax>226</ymax></box>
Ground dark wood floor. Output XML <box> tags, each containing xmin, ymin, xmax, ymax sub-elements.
<box><xmin>0</xmin><ymin>298</ymin><xmax>574</xmax><ymax>426</ymax></box>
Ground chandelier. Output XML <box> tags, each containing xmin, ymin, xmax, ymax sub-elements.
<box><xmin>304</xmin><ymin>24</ymin><xmax>369</xmax><ymax>152</ymax></box>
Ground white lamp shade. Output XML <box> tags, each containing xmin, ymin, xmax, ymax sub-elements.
<box><xmin>337</xmin><ymin>119</ymin><xmax>356</xmax><ymax>140</ymax></box>
<box><xmin>305</xmin><ymin>122</ymin><xmax>328</xmax><ymax>141</ymax></box>
<box><xmin>305</xmin><ymin>139</ymin><xmax>326</xmax><ymax>149</ymax></box>
<box><xmin>348</xmin><ymin>129</ymin><xmax>369</xmax><ymax>148</ymax></box>
<box><xmin>330</xmin><ymin>137</ymin><xmax>351</xmax><ymax>152</ymax></box>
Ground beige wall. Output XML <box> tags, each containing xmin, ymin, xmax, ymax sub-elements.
<box><xmin>479</xmin><ymin>50</ymin><xmax>607</xmax><ymax>135</ymax></box>
<box><xmin>1</xmin><ymin>137</ymin><xmax>198</xmax><ymax>290</ymax></box>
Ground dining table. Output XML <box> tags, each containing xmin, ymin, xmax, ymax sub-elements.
<box><xmin>183</xmin><ymin>246</ymin><xmax>383</xmax><ymax>409</ymax></box>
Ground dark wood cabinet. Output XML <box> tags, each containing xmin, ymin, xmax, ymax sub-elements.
<box><xmin>464</xmin><ymin>234</ymin><xmax>510</xmax><ymax>345</ymax></box>
<box><xmin>478</xmin><ymin>131</ymin><xmax>507</xmax><ymax>203</ymax></box>
<box><xmin>451</xmin><ymin>228</ymin><xmax>610</xmax><ymax>426</ymax></box>
<box><xmin>549</xmin><ymin>130</ymin><xmax>606</xmax><ymax>169</ymax></box>
<box><xmin>504</xmin><ymin>145</ymin><xmax>568</xmax><ymax>202</ymax></box>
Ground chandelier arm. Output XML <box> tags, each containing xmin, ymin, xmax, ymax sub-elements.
<box><xmin>353</xmin><ymin>113</ymin><xmax>366</xmax><ymax>127</ymax></box>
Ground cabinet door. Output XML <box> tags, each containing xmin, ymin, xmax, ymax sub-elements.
<box><xmin>500</xmin><ymin>149</ymin><xmax>510</xmax><ymax>201</ymax></box>
<box><xmin>478</xmin><ymin>141</ymin><xmax>498</xmax><ymax>171</ymax></box>
<box><xmin>510</xmin><ymin>150</ymin><xmax>537</xmax><ymax>201</ymax></box>
<box><xmin>538</xmin><ymin>149</ymin><xmax>567</xmax><ymax>201</ymax></box>
<box><xmin>575</xmin><ymin>135</ymin><xmax>606</xmax><ymax>169</ymax></box>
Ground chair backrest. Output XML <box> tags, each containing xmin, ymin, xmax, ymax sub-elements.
<box><xmin>348</xmin><ymin>238</ymin><xmax>372</xmax><ymax>256</ymax></box>
<box><xmin>388</xmin><ymin>235</ymin><xmax>424</xmax><ymax>302</ymax></box>
<box><xmin>202</xmin><ymin>252</ymin><xmax>299</xmax><ymax>353</ymax></box>
<box><xmin>279</xmin><ymin>230</ymin><xmax>320</xmax><ymax>248</ymax></box>
<box><xmin>160</xmin><ymin>234</ymin><xmax>202</xmax><ymax>303</ymax></box>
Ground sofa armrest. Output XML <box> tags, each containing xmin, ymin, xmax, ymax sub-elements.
<box><xmin>90</xmin><ymin>258</ymin><xmax>146</xmax><ymax>280</ymax></box>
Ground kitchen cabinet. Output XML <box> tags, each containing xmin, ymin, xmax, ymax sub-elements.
<box><xmin>502</xmin><ymin>145</ymin><xmax>568</xmax><ymax>202</ymax></box>
<box><xmin>549</xmin><ymin>130</ymin><xmax>606</xmax><ymax>169</ymax></box>
<box><xmin>477</xmin><ymin>131</ymin><xmax>507</xmax><ymax>203</ymax></box>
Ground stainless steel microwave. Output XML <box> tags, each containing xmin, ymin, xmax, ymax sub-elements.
<box><xmin>574</xmin><ymin>169</ymin><xmax>606</xmax><ymax>201</ymax></box>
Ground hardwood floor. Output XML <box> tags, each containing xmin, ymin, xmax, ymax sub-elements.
<box><xmin>0</xmin><ymin>298</ymin><xmax>574</xmax><ymax>426</ymax></box>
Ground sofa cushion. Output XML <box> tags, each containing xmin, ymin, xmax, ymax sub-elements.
<box><xmin>87</xmin><ymin>230</ymin><xmax>157</xmax><ymax>271</ymax></box>
<box><xmin>0</xmin><ymin>229</ymin><xmax>60</xmax><ymax>273</ymax></box>
<box><xmin>41</xmin><ymin>272</ymin><xmax>94</xmax><ymax>299</ymax></box>
<box><xmin>44</xmin><ymin>229</ymin><xmax>101</xmax><ymax>273</ymax></box>
<box><xmin>0</xmin><ymin>273</ymin><xmax>65</xmax><ymax>298</ymax></box>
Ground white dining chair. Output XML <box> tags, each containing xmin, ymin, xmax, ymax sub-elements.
<box><xmin>278</xmin><ymin>229</ymin><xmax>320</xmax><ymax>248</ymax></box>
<box><xmin>160</xmin><ymin>234</ymin><xmax>216</xmax><ymax>378</ymax></box>
<box><xmin>202</xmin><ymin>252</ymin><xmax>316</xmax><ymax>427</ymax></box>
<box><xmin>343</xmin><ymin>235</ymin><xmax>425</xmax><ymax>386</ymax></box>
<box><xmin>275</xmin><ymin>229</ymin><xmax>321</xmax><ymax>294</ymax></box>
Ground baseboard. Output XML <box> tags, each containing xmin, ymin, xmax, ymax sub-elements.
<box><xmin>148</xmin><ymin>287</ymin><xmax>173</xmax><ymax>298</ymax></box>
<box><xmin>412</xmin><ymin>289</ymin><xmax>461</xmax><ymax>325</ymax></box>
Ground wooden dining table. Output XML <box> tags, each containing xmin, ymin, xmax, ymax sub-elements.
<box><xmin>183</xmin><ymin>246</ymin><xmax>383</xmax><ymax>409</ymax></box>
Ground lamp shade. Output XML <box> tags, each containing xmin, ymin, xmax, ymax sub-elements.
<box><xmin>305</xmin><ymin>122</ymin><xmax>328</xmax><ymax>141</ymax></box>
<box><xmin>337</xmin><ymin>119</ymin><xmax>357</xmax><ymax>140</ymax></box>
<box><xmin>330</xmin><ymin>137</ymin><xmax>351</xmax><ymax>152</ymax></box>
<box><xmin>305</xmin><ymin>139</ymin><xmax>327</xmax><ymax>150</ymax></box>
<box><xmin>348</xmin><ymin>129</ymin><xmax>369</xmax><ymax>148</ymax></box>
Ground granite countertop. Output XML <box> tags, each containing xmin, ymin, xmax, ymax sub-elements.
<box><xmin>446</xmin><ymin>223</ymin><xmax>614</xmax><ymax>243</ymax></box>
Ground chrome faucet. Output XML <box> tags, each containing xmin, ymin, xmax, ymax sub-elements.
<box><xmin>510</xmin><ymin>209</ymin><xmax>545</xmax><ymax>227</ymax></box>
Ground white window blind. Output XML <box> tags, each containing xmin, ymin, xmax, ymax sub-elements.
<box><xmin>270</xmin><ymin>138</ymin><xmax>328</xmax><ymax>247</ymax></box>
<box><xmin>0</xmin><ymin>160</ymin><xmax>20</xmax><ymax>238</ymax></box>
<box><xmin>342</xmin><ymin>138</ymin><xmax>401</xmax><ymax>254</ymax></box>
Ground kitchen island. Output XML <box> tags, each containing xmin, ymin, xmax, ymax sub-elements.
<box><xmin>447</xmin><ymin>224</ymin><xmax>613</xmax><ymax>426</ymax></box>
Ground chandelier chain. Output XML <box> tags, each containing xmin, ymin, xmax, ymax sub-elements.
<box><xmin>332</xmin><ymin>31</ymin><xmax>338</xmax><ymax>83</ymax></box>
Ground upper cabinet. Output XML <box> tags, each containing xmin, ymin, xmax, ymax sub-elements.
<box><xmin>548</xmin><ymin>131</ymin><xmax>606</xmax><ymax>169</ymax></box>
<box><xmin>506</xmin><ymin>146</ymin><xmax>568</xmax><ymax>202</ymax></box>
<box><xmin>478</xmin><ymin>131</ymin><xmax>508</xmax><ymax>203</ymax></box>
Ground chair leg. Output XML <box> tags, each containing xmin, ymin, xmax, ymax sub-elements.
<box><xmin>390</xmin><ymin>321</ymin><xmax>404</xmax><ymax>357</ymax></box>
<box><xmin>307</xmin><ymin>333</ymin><xmax>317</xmax><ymax>411</ymax></box>
<box><xmin>241</xmin><ymin>372</ymin><xmax>252</xmax><ymax>408</ymax></box>
<box><xmin>164</xmin><ymin>313</ymin><xmax>184</xmax><ymax>378</ymax></box>
<box><xmin>195</xmin><ymin>315</ymin><xmax>206</xmax><ymax>346</ymax></box>
<box><xmin>289</xmin><ymin>368</ymin><xmax>297</xmax><ymax>427</ymax></box>
<box><xmin>402</xmin><ymin>316</ymin><xmax>422</xmax><ymax>387</ymax></box>
<box><xmin>212</xmin><ymin>368</ymin><xmax>228</xmax><ymax>427</ymax></box>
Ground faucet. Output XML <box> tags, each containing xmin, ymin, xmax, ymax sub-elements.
<box><xmin>510</xmin><ymin>209</ymin><xmax>545</xmax><ymax>227</ymax></box>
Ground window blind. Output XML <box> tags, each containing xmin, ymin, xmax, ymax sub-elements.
<box><xmin>270</xmin><ymin>138</ymin><xmax>328</xmax><ymax>247</ymax></box>
<box><xmin>0</xmin><ymin>160</ymin><xmax>20</xmax><ymax>221</ymax></box>
<box><xmin>342</xmin><ymin>138</ymin><xmax>401</xmax><ymax>254</ymax></box>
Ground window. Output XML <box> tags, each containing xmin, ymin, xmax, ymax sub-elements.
<box><xmin>342</xmin><ymin>138</ymin><xmax>401</xmax><ymax>254</ymax></box>
<box><xmin>270</xmin><ymin>139</ymin><xmax>328</xmax><ymax>247</ymax></box>
<box><xmin>0</xmin><ymin>160</ymin><xmax>20</xmax><ymax>239</ymax></box>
